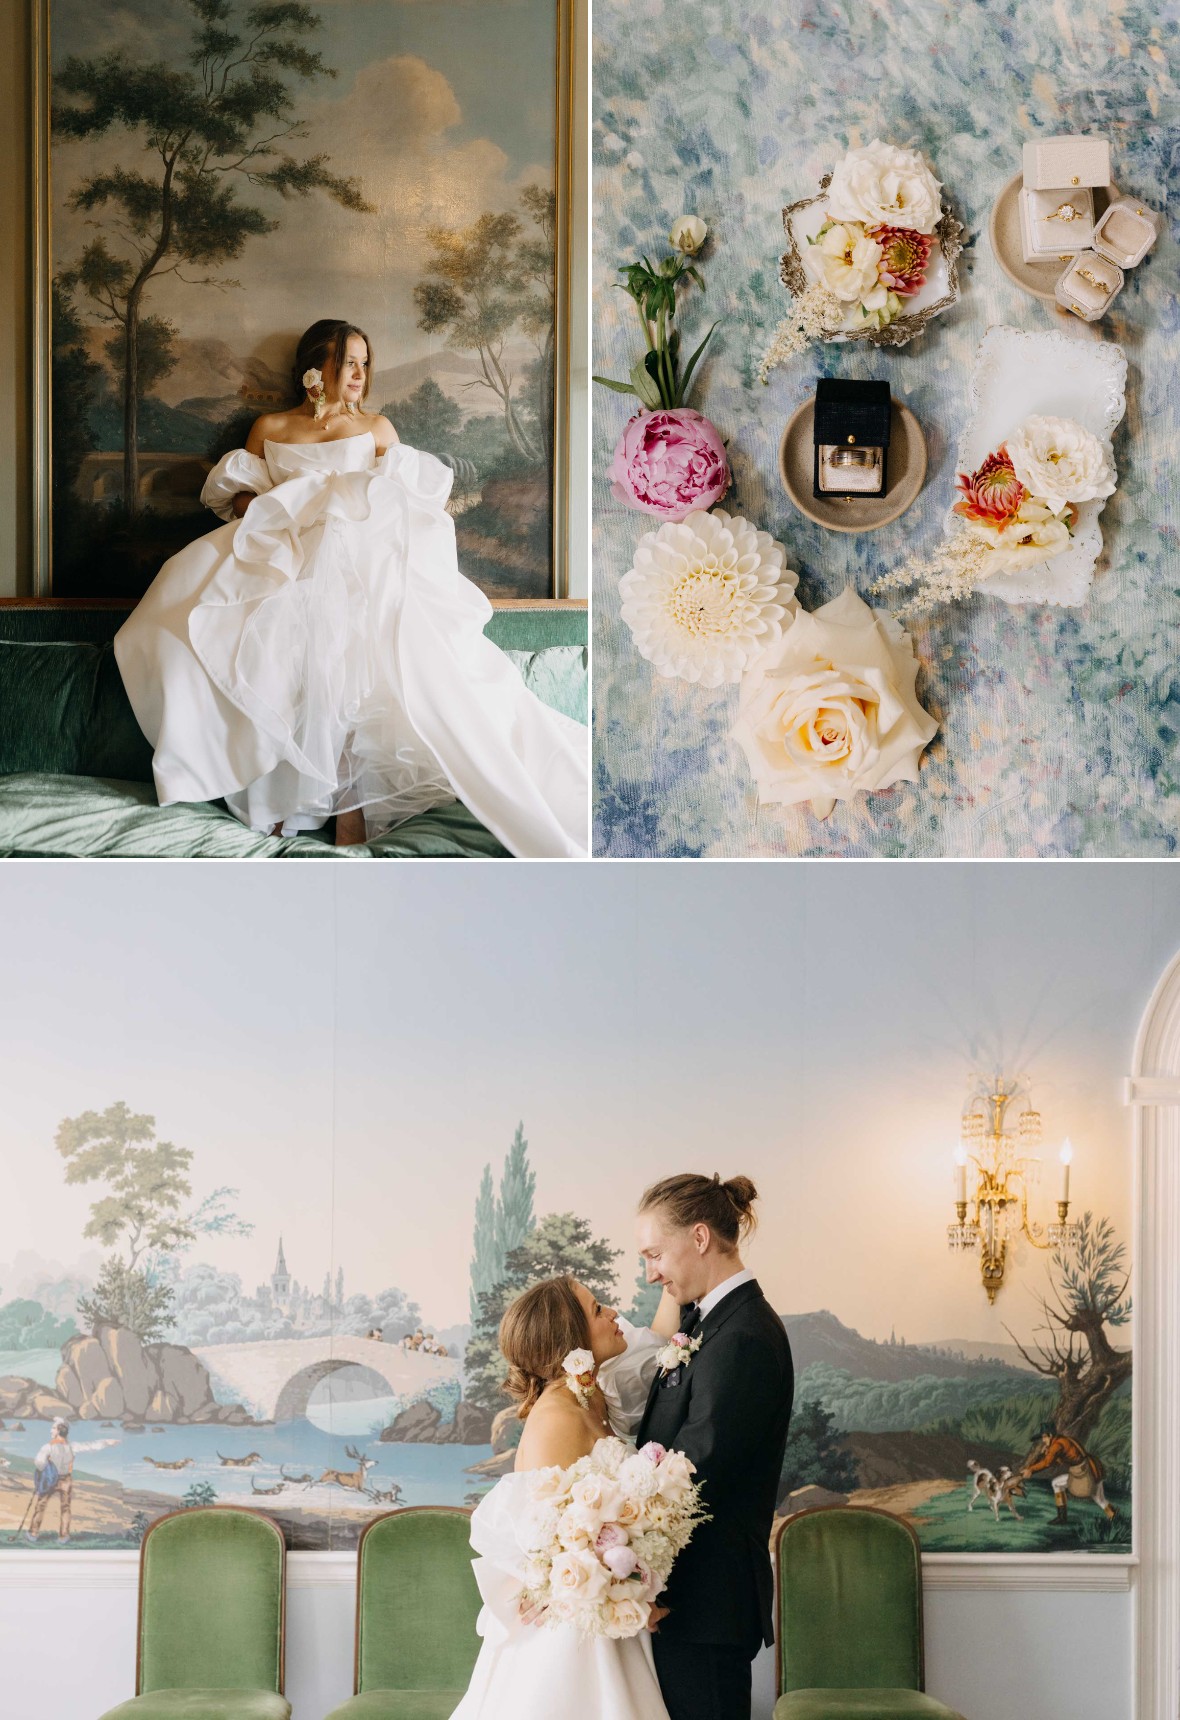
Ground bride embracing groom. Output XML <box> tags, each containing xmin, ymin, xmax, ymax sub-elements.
<box><xmin>451</xmin><ymin>1172</ymin><xmax>795</xmax><ymax>1720</ymax></box>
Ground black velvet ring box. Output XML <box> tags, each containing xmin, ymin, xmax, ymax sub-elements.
<box><xmin>813</xmin><ymin>378</ymin><xmax>891</xmax><ymax>499</ymax></box>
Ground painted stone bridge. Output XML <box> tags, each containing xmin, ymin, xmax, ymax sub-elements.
<box><xmin>191</xmin><ymin>1336</ymin><xmax>461</xmax><ymax>1424</ymax></box>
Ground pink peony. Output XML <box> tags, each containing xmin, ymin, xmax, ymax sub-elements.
<box><xmin>595</xmin><ymin>1523</ymin><xmax>629</xmax><ymax>1551</ymax></box>
<box><xmin>865</xmin><ymin>224</ymin><xmax>933</xmax><ymax>297</ymax></box>
<box><xmin>953</xmin><ymin>446</ymin><xmax>1026</xmax><ymax>525</ymax></box>
<box><xmin>639</xmin><ymin>1441</ymin><xmax>667</xmax><ymax>1465</ymax></box>
<box><xmin>610</xmin><ymin>409</ymin><xmax>730</xmax><ymax>521</ymax></box>
<box><xmin>603</xmin><ymin>1545</ymin><xmax>640</xmax><ymax>1580</ymax></box>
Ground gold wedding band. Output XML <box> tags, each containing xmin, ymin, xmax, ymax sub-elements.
<box><xmin>829</xmin><ymin>446</ymin><xmax>877</xmax><ymax>469</ymax></box>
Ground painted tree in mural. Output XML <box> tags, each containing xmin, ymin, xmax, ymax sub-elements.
<box><xmin>465</xmin><ymin>1213</ymin><xmax>621</xmax><ymax>1411</ymax></box>
<box><xmin>53</xmin><ymin>0</ymin><xmax>372</xmax><ymax>516</ymax></box>
<box><xmin>495</xmin><ymin>1123</ymin><xmax>537</xmax><ymax>1262</ymax></box>
<box><xmin>413</xmin><ymin>186</ymin><xmax>554</xmax><ymax>462</ymax></box>
<box><xmin>468</xmin><ymin>1124</ymin><xmax>537</xmax><ymax>1324</ymax></box>
<box><xmin>1006</xmin><ymin>1211</ymin><xmax>1132</xmax><ymax>1441</ymax></box>
<box><xmin>777</xmin><ymin>1400</ymin><xmax>859</xmax><ymax>1505</ymax></box>
<box><xmin>55</xmin><ymin>1102</ymin><xmax>196</xmax><ymax>1266</ymax></box>
<box><xmin>77</xmin><ymin>1256</ymin><xmax>176</xmax><ymax>1342</ymax></box>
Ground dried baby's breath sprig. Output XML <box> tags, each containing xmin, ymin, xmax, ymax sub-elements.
<box><xmin>870</xmin><ymin>529</ymin><xmax>995</xmax><ymax>619</ymax></box>
<box><xmin>758</xmin><ymin>284</ymin><xmax>843</xmax><ymax>381</ymax></box>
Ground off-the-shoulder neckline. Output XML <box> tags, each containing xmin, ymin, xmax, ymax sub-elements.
<box><xmin>262</xmin><ymin>430</ymin><xmax>377</xmax><ymax>451</ymax></box>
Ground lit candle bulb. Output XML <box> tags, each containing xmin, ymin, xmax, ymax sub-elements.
<box><xmin>954</xmin><ymin>1145</ymin><xmax>967</xmax><ymax>1205</ymax></box>
<box><xmin>1058</xmin><ymin>1139</ymin><xmax>1073</xmax><ymax>1203</ymax></box>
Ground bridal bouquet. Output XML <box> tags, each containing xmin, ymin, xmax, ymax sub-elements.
<box><xmin>515</xmin><ymin>1435</ymin><xmax>707</xmax><ymax>1639</ymax></box>
<box><xmin>872</xmin><ymin>415</ymin><xmax>1118</xmax><ymax>615</ymax></box>
<box><xmin>764</xmin><ymin>140</ymin><xmax>963</xmax><ymax>372</ymax></box>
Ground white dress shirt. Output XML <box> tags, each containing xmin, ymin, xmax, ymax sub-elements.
<box><xmin>697</xmin><ymin>1266</ymin><xmax>754</xmax><ymax>1320</ymax></box>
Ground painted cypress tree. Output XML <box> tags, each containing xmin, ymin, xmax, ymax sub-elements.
<box><xmin>494</xmin><ymin>1123</ymin><xmax>536</xmax><ymax>1263</ymax></box>
<box><xmin>624</xmin><ymin>1257</ymin><xmax>662</xmax><ymax>1326</ymax></box>
<box><xmin>469</xmin><ymin>1163</ymin><xmax>499</xmax><ymax>1325</ymax></box>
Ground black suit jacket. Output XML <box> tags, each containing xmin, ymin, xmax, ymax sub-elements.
<box><xmin>637</xmin><ymin>1279</ymin><xmax>793</xmax><ymax>1651</ymax></box>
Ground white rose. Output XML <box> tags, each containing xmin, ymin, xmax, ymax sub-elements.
<box><xmin>669</xmin><ymin>214</ymin><xmax>707</xmax><ymax>254</ymax></box>
<box><xmin>563</xmin><ymin>1348</ymin><xmax>595</xmax><ymax>1378</ymax></box>
<box><xmin>655</xmin><ymin>1450</ymin><xmax>696</xmax><ymax>1500</ymax></box>
<box><xmin>826</xmin><ymin>139</ymin><xmax>943</xmax><ymax>235</ymax></box>
<box><xmin>733</xmin><ymin>587</ymin><xmax>938</xmax><ymax>819</ymax></box>
<box><xmin>813</xmin><ymin>221</ymin><xmax>884</xmax><ymax>304</ymax></box>
<box><xmin>528</xmin><ymin>1465</ymin><xmax>569</xmax><ymax>1506</ymax></box>
<box><xmin>302</xmin><ymin>367</ymin><xmax>323</xmax><ymax>391</ymax></box>
<box><xmin>603</xmin><ymin>1593</ymin><xmax>651</xmax><ymax>1638</ymax></box>
<box><xmin>964</xmin><ymin>499</ymin><xmax>1072</xmax><ymax>572</ymax></box>
<box><xmin>571</xmin><ymin>1471</ymin><xmax>622</xmax><ymax>1522</ymax></box>
<box><xmin>557</xmin><ymin>1507</ymin><xmax>599</xmax><ymax>1550</ymax></box>
<box><xmin>550</xmin><ymin>1548</ymin><xmax>610</xmax><ymax>1605</ymax></box>
<box><xmin>1004</xmin><ymin>416</ymin><xmax>1116</xmax><ymax>514</ymax></box>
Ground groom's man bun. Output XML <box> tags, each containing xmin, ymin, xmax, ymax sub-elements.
<box><xmin>639</xmin><ymin>1172</ymin><xmax>759</xmax><ymax>1246</ymax></box>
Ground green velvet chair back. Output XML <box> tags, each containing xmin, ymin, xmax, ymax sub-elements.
<box><xmin>137</xmin><ymin>1507</ymin><xmax>286</xmax><ymax>1695</ymax></box>
<box><xmin>354</xmin><ymin>1506</ymin><xmax>481</xmax><ymax>1695</ymax></box>
<box><xmin>776</xmin><ymin>1507</ymin><xmax>925</xmax><ymax>1694</ymax></box>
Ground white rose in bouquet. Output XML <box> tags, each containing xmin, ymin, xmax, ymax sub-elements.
<box><xmin>529</xmin><ymin>1465</ymin><xmax>569</xmax><ymax>1505</ymax></box>
<box><xmin>604</xmin><ymin>1590</ymin><xmax>652</xmax><ymax>1638</ymax></box>
<box><xmin>732</xmin><ymin>587</ymin><xmax>937</xmax><ymax>819</ymax></box>
<box><xmin>814</xmin><ymin>221</ymin><xmax>885</xmax><ymax>304</ymax></box>
<box><xmin>826</xmin><ymin>139</ymin><xmax>943</xmax><ymax>235</ymax></box>
<box><xmin>557</xmin><ymin>1507</ymin><xmax>598</xmax><ymax>1550</ymax></box>
<box><xmin>655</xmin><ymin>1449</ymin><xmax>697</xmax><ymax>1501</ymax></box>
<box><xmin>551</xmin><ymin>1548</ymin><xmax>611</xmax><ymax>1605</ymax></box>
<box><xmin>570</xmin><ymin>1471</ymin><xmax>623</xmax><ymax>1523</ymax></box>
<box><xmin>1004</xmin><ymin>416</ymin><xmax>1116</xmax><ymax>514</ymax></box>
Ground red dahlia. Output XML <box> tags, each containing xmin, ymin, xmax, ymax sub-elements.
<box><xmin>953</xmin><ymin>445</ymin><xmax>1027</xmax><ymax>524</ymax></box>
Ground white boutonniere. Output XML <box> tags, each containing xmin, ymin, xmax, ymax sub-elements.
<box><xmin>656</xmin><ymin>1331</ymin><xmax>703</xmax><ymax>1378</ymax></box>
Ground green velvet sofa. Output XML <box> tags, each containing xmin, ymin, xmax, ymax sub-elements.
<box><xmin>98</xmin><ymin>1505</ymin><xmax>290</xmax><ymax>1719</ymax></box>
<box><xmin>325</xmin><ymin>1506</ymin><xmax>482</xmax><ymax>1720</ymax></box>
<box><xmin>773</xmin><ymin>1506</ymin><xmax>965</xmax><ymax>1720</ymax></box>
<box><xmin>0</xmin><ymin>601</ymin><xmax>587</xmax><ymax>858</ymax></box>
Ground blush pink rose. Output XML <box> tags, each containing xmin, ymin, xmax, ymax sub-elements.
<box><xmin>609</xmin><ymin>409</ymin><xmax>730</xmax><ymax>521</ymax></box>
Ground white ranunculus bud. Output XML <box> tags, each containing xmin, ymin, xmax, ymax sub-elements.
<box><xmin>669</xmin><ymin>215</ymin><xmax>707</xmax><ymax>254</ymax></box>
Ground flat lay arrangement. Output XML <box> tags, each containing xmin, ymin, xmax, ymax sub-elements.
<box><xmin>593</xmin><ymin>24</ymin><xmax>1169</xmax><ymax>859</ymax></box>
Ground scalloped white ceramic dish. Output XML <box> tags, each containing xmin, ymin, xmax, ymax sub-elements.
<box><xmin>953</xmin><ymin>326</ymin><xmax>1127</xmax><ymax>606</ymax></box>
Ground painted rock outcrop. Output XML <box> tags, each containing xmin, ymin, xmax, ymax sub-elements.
<box><xmin>54</xmin><ymin>1323</ymin><xmax>252</xmax><ymax>1425</ymax></box>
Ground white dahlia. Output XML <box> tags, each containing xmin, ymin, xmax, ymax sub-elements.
<box><xmin>1004</xmin><ymin>415</ymin><xmax>1117</xmax><ymax>514</ymax></box>
<box><xmin>618</xmin><ymin>509</ymin><xmax>799</xmax><ymax>688</ymax></box>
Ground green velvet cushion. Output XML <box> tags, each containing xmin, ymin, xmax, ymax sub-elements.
<box><xmin>777</xmin><ymin>1510</ymin><xmax>922</xmax><ymax>1694</ymax></box>
<box><xmin>138</xmin><ymin>1510</ymin><xmax>284</xmax><ymax>1695</ymax></box>
<box><xmin>0</xmin><ymin>777</ymin><xmax>509</xmax><ymax>859</ymax></box>
<box><xmin>775</xmin><ymin>1693</ymin><xmax>962</xmax><ymax>1719</ymax></box>
<box><xmin>99</xmin><ymin>1693</ymin><xmax>291</xmax><ymax>1719</ymax></box>
<box><xmin>503</xmin><ymin>646</ymin><xmax>587</xmax><ymax>724</ymax></box>
<box><xmin>0</xmin><ymin>641</ymin><xmax>154</xmax><ymax>781</ymax></box>
<box><xmin>323</xmin><ymin>1693</ymin><xmax>468</xmax><ymax>1720</ymax></box>
<box><xmin>356</xmin><ymin>1509</ymin><xmax>481</xmax><ymax>1697</ymax></box>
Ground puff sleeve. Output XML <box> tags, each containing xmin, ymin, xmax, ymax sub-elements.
<box><xmin>199</xmin><ymin>449</ymin><xmax>273</xmax><ymax>522</ymax></box>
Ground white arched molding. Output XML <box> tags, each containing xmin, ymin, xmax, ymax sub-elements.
<box><xmin>1126</xmin><ymin>948</ymin><xmax>1180</xmax><ymax>1720</ymax></box>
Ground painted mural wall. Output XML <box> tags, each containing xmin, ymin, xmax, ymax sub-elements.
<box><xmin>0</xmin><ymin>864</ymin><xmax>1164</xmax><ymax>1559</ymax></box>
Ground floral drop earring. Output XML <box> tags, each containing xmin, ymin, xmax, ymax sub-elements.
<box><xmin>562</xmin><ymin>1348</ymin><xmax>598</xmax><ymax>1406</ymax></box>
<box><xmin>303</xmin><ymin>367</ymin><xmax>328</xmax><ymax>423</ymax></box>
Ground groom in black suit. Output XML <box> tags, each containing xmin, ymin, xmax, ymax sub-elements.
<box><xmin>635</xmin><ymin>1173</ymin><xmax>794</xmax><ymax>1720</ymax></box>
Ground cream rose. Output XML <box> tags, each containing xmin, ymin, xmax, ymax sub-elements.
<box><xmin>557</xmin><ymin>1507</ymin><xmax>597</xmax><ymax>1550</ymax></box>
<box><xmin>1004</xmin><ymin>416</ymin><xmax>1116</xmax><ymax>514</ymax></box>
<box><xmin>571</xmin><ymin>1472</ymin><xmax>622</xmax><ymax>1522</ymax></box>
<box><xmin>528</xmin><ymin>1466</ymin><xmax>569</xmax><ymax>1505</ymax></box>
<box><xmin>733</xmin><ymin>587</ymin><xmax>938</xmax><ymax>819</ymax></box>
<box><xmin>655</xmin><ymin>1450</ymin><xmax>697</xmax><ymax>1500</ymax></box>
<box><xmin>813</xmin><ymin>221</ymin><xmax>884</xmax><ymax>304</ymax></box>
<box><xmin>603</xmin><ymin>1593</ymin><xmax>652</xmax><ymax>1638</ymax></box>
<box><xmin>550</xmin><ymin>1548</ymin><xmax>610</xmax><ymax>1603</ymax></box>
<box><xmin>826</xmin><ymin>139</ymin><xmax>943</xmax><ymax>235</ymax></box>
<box><xmin>669</xmin><ymin>214</ymin><xmax>707</xmax><ymax>254</ymax></box>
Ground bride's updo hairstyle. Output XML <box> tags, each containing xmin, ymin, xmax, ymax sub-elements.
<box><xmin>499</xmin><ymin>1275</ymin><xmax>591</xmax><ymax>1419</ymax></box>
<box><xmin>292</xmin><ymin>319</ymin><xmax>374</xmax><ymax>405</ymax></box>
<box><xmin>638</xmin><ymin>1173</ymin><xmax>758</xmax><ymax>1249</ymax></box>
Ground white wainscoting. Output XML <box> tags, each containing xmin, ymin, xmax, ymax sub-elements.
<box><xmin>0</xmin><ymin>1551</ymin><xmax>1135</xmax><ymax>1720</ymax></box>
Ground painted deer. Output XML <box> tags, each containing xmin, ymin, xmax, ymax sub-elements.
<box><xmin>317</xmin><ymin>1444</ymin><xmax>377</xmax><ymax>1493</ymax></box>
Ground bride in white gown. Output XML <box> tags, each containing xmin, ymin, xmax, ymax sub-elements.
<box><xmin>452</xmin><ymin>1276</ymin><xmax>674</xmax><ymax>1720</ymax></box>
<box><xmin>114</xmin><ymin>320</ymin><xmax>587</xmax><ymax>856</ymax></box>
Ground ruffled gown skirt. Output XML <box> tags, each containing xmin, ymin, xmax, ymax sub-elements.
<box><xmin>114</xmin><ymin>447</ymin><xmax>587</xmax><ymax>857</ymax></box>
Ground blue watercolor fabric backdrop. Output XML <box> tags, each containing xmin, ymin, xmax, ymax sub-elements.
<box><xmin>592</xmin><ymin>0</ymin><xmax>1180</xmax><ymax>857</ymax></box>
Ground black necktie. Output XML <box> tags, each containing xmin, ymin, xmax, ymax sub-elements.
<box><xmin>679</xmin><ymin>1302</ymin><xmax>701</xmax><ymax>1338</ymax></box>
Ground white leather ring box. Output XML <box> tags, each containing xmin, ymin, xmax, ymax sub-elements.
<box><xmin>1022</xmin><ymin>135</ymin><xmax>1111</xmax><ymax>192</ymax></box>
<box><xmin>1056</xmin><ymin>252</ymin><xmax>1125</xmax><ymax>322</ymax></box>
<box><xmin>1092</xmin><ymin>197</ymin><xmax>1159</xmax><ymax>269</ymax></box>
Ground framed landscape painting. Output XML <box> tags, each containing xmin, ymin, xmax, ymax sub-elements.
<box><xmin>33</xmin><ymin>0</ymin><xmax>575</xmax><ymax>599</ymax></box>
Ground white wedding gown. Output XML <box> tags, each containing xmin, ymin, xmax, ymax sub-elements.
<box><xmin>451</xmin><ymin>1322</ymin><xmax>668</xmax><ymax>1720</ymax></box>
<box><xmin>113</xmin><ymin>434</ymin><xmax>588</xmax><ymax>857</ymax></box>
